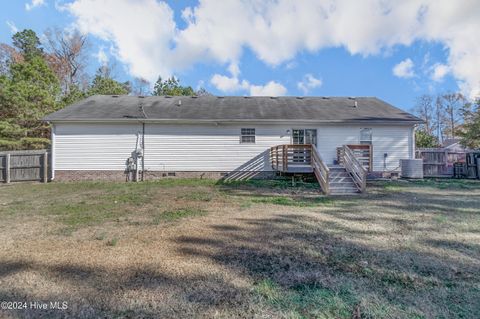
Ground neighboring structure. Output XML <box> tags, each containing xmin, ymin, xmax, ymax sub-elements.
<box><xmin>45</xmin><ymin>95</ymin><xmax>422</xmax><ymax>193</ymax></box>
<box><xmin>442</xmin><ymin>138</ymin><xmax>469</xmax><ymax>153</ymax></box>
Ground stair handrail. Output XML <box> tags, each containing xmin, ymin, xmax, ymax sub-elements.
<box><xmin>311</xmin><ymin>144</ymin><xmax>330</xmax><ymax>195</ymax></box>
<box><xmin>342</xmin><ymin>145</ymin><xmax>367</xmax><ymax>193</ymax></box>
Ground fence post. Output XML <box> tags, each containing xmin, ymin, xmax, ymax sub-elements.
<box><xmin>43</xmin><ymin>152</ymin><xmax>48</xmax><ymax>183</ymax></box>
<box><xmin>5</xmin><ymin>153</ymin><xmax>10</xmax><ymax>183</ymax></box>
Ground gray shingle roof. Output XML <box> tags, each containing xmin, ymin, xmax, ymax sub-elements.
<box><xmin>44</xmin><ymin>95</ymin><xmax>422</xmax><ymax>123</ymax></box>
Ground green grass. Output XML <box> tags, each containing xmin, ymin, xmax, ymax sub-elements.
<box><xmin>254</xmin><ymin>280</ymin><xmax>357</xmax><ymax>319</ymax></box>
<box><xmin>218</xmin><ymin>176</ymin><xmax>320</xmax><ymax>190</ymax></box>
<box><xmin>251</xmin><ymin>195</ymin><xmax>335</xmax><ymax>207</ymax></box>
<box><xmin>378</xmin><ymin>178</ymin><xmax>480</xmax><ymax>191</ymax></box>
<box><xmin>176</xmin><ymin>191</ymin><xmax>213</xmax><ymax>202</ymax></box>
<box><xmin>152</xmin><ymin>208</ymin><xmax>207</xmax><ymax>224</ymax></box>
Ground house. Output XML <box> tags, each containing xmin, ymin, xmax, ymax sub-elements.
<box><xmin>44</xmin><ymin>95</ymin><xmax>422</xmax><ymax>194</ymax></box>
<box><xmin>442</xmin><ymin>138</ymin><xmax>469</xmax><ymax>153</ymax></box>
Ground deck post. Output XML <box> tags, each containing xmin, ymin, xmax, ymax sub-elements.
<box><xmin>276</xmin><ymin>146</ymin><xmax>279</xmax><ymax>170</ymax></box>
<box><xmin>43</xmin><ymin>152</ymin><xmax>48</xmax><ymax>183</ymax></box>
<box><xmin>5</xmin><ymin>153</ymin><xmax>10</xmax><ymax>183</ymax></box>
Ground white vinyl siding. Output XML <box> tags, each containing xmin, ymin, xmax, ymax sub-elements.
<box><xmin>54</xmin><ymin>123</ymin><xmax>141</xmax><ymax>170</ymax></box>
<box><xmin>316</xmin><ymin>125</ymin><xmax>412</xmax><ymax>171</ymax></box>
<box><xmin>144</xmin><ymin>124</ymin><xmax>289</xmax><ymax>171</ymax></box>
<box><xmin>52</xmin><ymin>122</ymin><xmax>414</xmax><ymax>173</ymax></box>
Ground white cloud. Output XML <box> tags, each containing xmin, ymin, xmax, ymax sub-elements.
<box><xmin>6</xmin><ymin>21</ymin><xmax>18</xmax><ymax>34</ymax></box>
<box><xmin>210</xmin><ymin>63</ymin><xmax>286</xmax><ymax>96</ymax></box>
<box><xmin>393</xmin><ymin>58</ymin><xmax>415</xmax><ymax>78</ymax></box>
<box><xmin>211</xmin><ymin>74</ymin><xmax>249</xmax><ymax>92</ymax></box>
<box><xmin>431</xmin><ymin>63</ymin><xmax>450</xmax><ymax>82</ymax></box>
<box><xmin>297</xmin><ymin>74</ymin><xmax>322</xmax><ymax>94</ymax></box>
<box><xmin>94</xmin><ymin>47</ymin><xmax>109</xmax><ymax>65</ymax></box>
<box><xmin>25</xmin><ymin>0</ymin><xmax>45</xmax><ymax>11</ymax></box>
<box><xmin>250</xmin><ymin>81</ymin><xmax>287</xmax><ymax>96</ymax></box>
<box><xmin>65</xmin><ymin>0</ymin><xmax>480</xmax><ymax>99</ymax></box>
<box><xmin>65</xmin><ymin>0</ymin><xmax>176</xmax><ymax>82</ymax></box>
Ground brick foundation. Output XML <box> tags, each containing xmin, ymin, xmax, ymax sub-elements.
<box><xmin>53</xmin><ymin>170</ymin><xmax>276</xmax><ymax>182</ymax></box>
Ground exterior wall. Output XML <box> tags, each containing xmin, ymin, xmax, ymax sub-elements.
<box><xmin>144</xmin><ymin>124</ymin><xmax>290</xmax><ymax>172</ymax></box>
<box><xmin>54</xmin><ymin>123</ymin><xmax>142</xmax><ymax>170</ymax></box>
<box><xmin>316</xmin><ymin>125</ymin><xmax>412</xmax><ymax>171</ymax></box>
<box><xmin>52</xmin><ymin>122</ymin><xmax>414</xmax><ymax>178</ymax></box>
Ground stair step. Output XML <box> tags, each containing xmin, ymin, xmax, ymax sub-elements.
<box><xmin>328</xmin><ymin>172</ymin><xmax>350</xmax><ymax>178</ymax></box>
<box><xmin>330</xmin><ymin>182</ymin><xmax>356</xmax><ymax>187</ymax></box>
<box><xmin>329</xmin><ymin>176</ymin><xmax>353</xmax><ymax>182</ymax></box>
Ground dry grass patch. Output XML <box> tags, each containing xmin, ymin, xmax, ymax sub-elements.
<box><xmin>0</xmin><ymin>177</ymin><xmax>479</xmax><ymax>318</ymax></box>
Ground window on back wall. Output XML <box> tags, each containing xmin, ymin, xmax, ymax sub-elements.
<box><xmin>240</xmin><ymin>128</ymin><xmax>256</xmax><ymax>144</ymax></box>
<box><xmin>360</xmin><ymin>128</ymin><xmax>372</xmax><ymax>145</ymax></box>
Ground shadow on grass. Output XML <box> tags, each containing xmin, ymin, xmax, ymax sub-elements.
<box><xmin>174</xmin><ymin>212</ymin><xmax>480</xmax><ymax>318</ymax></box>
<box><xmin>0</xmin><ymin>259</ymin><xmax>251</xmax><ymax>319</ymax></box>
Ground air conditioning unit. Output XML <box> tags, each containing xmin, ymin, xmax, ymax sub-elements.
<box><xmin>400</xmin><ymin>159</ymin><xmax>423</xmax><ymax>179</ymax></box>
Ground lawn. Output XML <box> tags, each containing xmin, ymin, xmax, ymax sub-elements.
<box><xmin>0</xmin><ymin>178</ymin><xmax>479</xmax><ymax>318</ymax></box>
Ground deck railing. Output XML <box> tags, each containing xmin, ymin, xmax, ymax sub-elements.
<box><xmin>337</xmin><ymin>144</ymin><xmax>372</xmax><ymax>171</ymax></box>
<box><xmin>311</xmin><ymin>144</ymin><xmax>330</xmax><ymax>195</ymax></box>
<box><xmin>341</xmin><ymin>145</ymin><xmax>367</xmax><ymax>192</ymax></box>
<box><xmin>270</xmin><ymin>144</ymin><xmax>313</xmax><ymax>172</ymax></box>
<box><xmin>270</xmin><ymin>144</ymin><xmax>330</xmax><ymax>194</ymax></box>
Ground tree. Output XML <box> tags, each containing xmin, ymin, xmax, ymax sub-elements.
<box><xmin>0</xmin><ymin>55</ymin><xmax>60</xmax><ymax>150</ymax></box>
<box><xmin>415</xmin><ymin>130</ymin><xmax>438</xmax><ymax>148</ymax></box>
<box><xmin>87</xmin><ymin>67</ymin><xmax>129</xmax><ymax>96</ymax></box>
<box><xmin>436</xmin><ymin>92</ymin><xmax>466</xmax><ymax>139</ymax></box>
<box><xmin>12</xmin><ymin>29</ymin><xmax>43</xmax><ymax>59</ymax></box>
<box><xmin>196</xmin><ymin>87</ymin><xmax>212</xmax><ymax>96</ymax></box>
<box><xmin>44</xmin><ymin>28</ymin><xmax>89</xmax><ymax>93</ymax></box>
<box><xmin>413</xmin><ymin>94</ymin><xmax>435</xmax><ymax>135</ymax></box>
<box><xmin>152</xmin><ymin>76</ymin><xmax>195</xmax><ymax>96</ymax></box>
<box><xmin>128</xmin><ymin>77</ymin><xmax>150</xmax><ymax>96</ymax></box>
<box><xmin>459</xmin><ymin>100</ymin><xmax>480</xmax><ymax>149</ymax></box>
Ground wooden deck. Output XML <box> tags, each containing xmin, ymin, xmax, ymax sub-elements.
<box><xmin>270</xmin><ymin>144</ymin><xmax>367</xmax><ymax>195</ymax></box>
<box><xmin>270</xmin><ymin>144</ymin><xmax>330</xmax><ymax>194</ymax></box>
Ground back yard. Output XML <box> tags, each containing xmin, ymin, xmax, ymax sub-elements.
<box><xmin>0</xmin><ymin>178</ymin><xmax>479</xmax><ymax>318</ymax></box>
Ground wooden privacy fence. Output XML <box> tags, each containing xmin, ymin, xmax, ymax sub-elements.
<box><xmin>0</xmin><ymin>150</ymin><xmax>50</xmax><ymax>183</ymax></box>
<box><xmin>416</xmin><ymin>148</ymin><xmax>466</xmax><ymax>177</ymax></box>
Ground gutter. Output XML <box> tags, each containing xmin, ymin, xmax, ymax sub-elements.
<box><xmin>44</xmin><ymin>118</ymin><xmax>423</xmax><ymax>125</ymax></box>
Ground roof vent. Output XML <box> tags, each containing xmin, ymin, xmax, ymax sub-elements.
<box><xmin>296</xmin><ymin>97</ymin><xmax>304</xmax><ymax>99</ymax></box>
<box><xmin>217</xmin><ymin>96</ymin><xmax>224</xmax><ymax>98</ymax></box>
<box><xmin>165</xmin><ymin>95</ymin><xmax>172</xmax><ymax>98</ymax></box>
<box><xmin>243</xmin><ymin>96</ymin><xmax>251</xmax><ymax>98</ymax></box>
<box><xmin>270</xmin><ymin>96</ymin><xmax>278</xmax><ymax>99</ymax></box>
<box><xmin>348</xmin><ymin>97</ymin><xmax>357</xmax><ymax>107</ymax></box>
<box><xmin>112</xmin><ymin>95</ymin><xmax>119</xmax><ymax>98</ymax></box>
<box><xmin>177</xmin><ymin>99</ymin><xmax>182</xmax><ymax>107</ymax></box>
<box><xmin>191</xmin><ymin>95</ymin><xmax>198</xmax><ymax>98</ymax></box>
<box><xmin>138</xmin><ymin>95</ymin><xmax>145</xmax><ymax>98</ymax></box>
<box><xmin>322</xmin><ymin>97</ymin><xmax>329</xmax><ymax>99</ymax></box>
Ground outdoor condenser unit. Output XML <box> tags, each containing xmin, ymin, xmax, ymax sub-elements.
<box><xmin>400</xmin><ymin>159</ymin><xmax>423</xmax><ymax>179</ymax></box>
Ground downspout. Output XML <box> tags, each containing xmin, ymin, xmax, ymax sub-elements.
<box><xmin>142</xmin><ymin>122</ymin><xmax>145</xmax><ymax>181</ymax></box>
<box><xmin>51</xmin><ymin>123</ymin><xmax>56</xmax><ymax>180</ymax></box>
<box><xmin>139</xmin><ymin>98</ymin><xmax>148</xmax><ymax>182</ymax></box>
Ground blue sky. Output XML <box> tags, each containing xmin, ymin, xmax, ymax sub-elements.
<box><xmin>1</xmin><ymin>0</ymin><xmax>478</xmax><ymax>112</ymax></box>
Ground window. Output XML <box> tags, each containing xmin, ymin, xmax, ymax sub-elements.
<box><xmin>240</xmin><ymin>128</ymin><xmax>255</xmax><ymax>144</ymax></box>
<box><xmin>360</xmin><ymin>128</ymin><xmax>372</xmax><ymax>145</ymax></box>
<box><xmin>292</xmin><ymin>129</ymin><xmax>317</xmax><ymax>146</ymax></box>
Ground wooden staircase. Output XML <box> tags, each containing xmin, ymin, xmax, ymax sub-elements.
<box><xmin>328</xmin><ymin>166</ymin><xmax>360</xmax><ymax>195</ymax></box>
<box><xmin>270</xmin><ymin>144</ymin><xmax>367</xmax><ymax>195</ymax></box>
